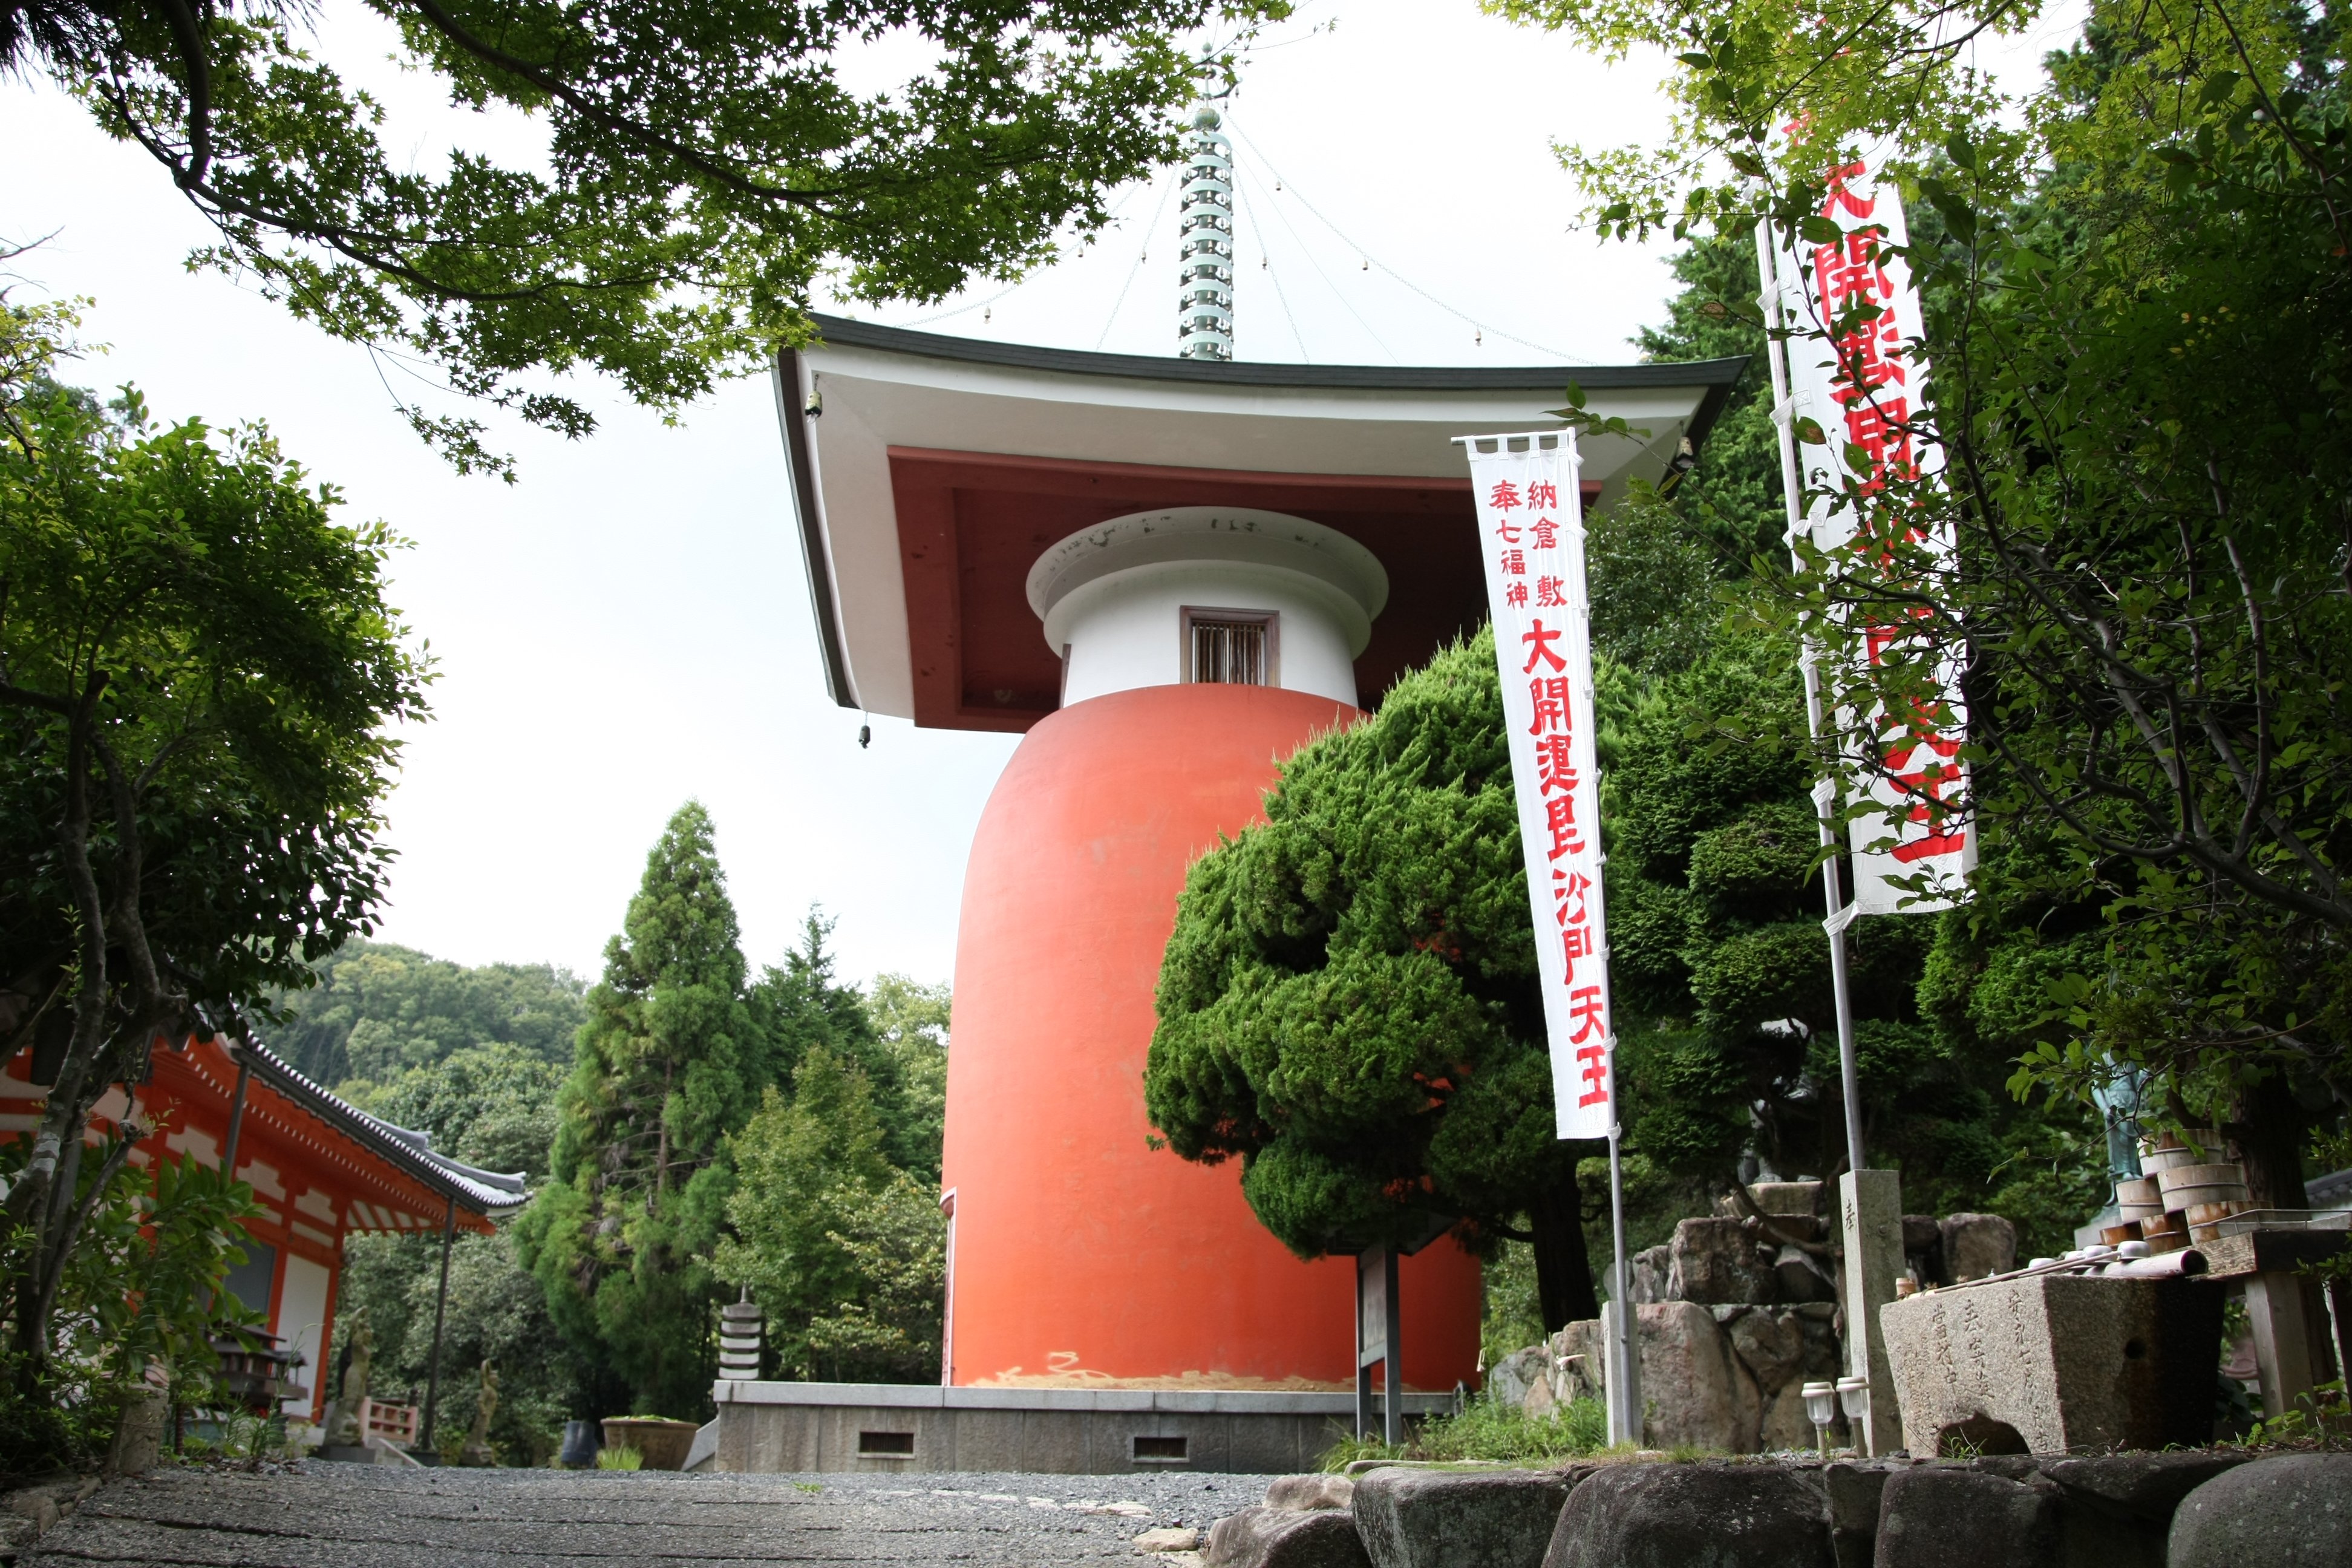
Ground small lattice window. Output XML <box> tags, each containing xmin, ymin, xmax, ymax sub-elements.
<box><xmin>1190</xmin><ymin>618</ymin><xmax>1268</xmax><ymax>686</ymax></box>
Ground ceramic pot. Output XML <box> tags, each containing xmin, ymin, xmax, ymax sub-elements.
<box><xmin>601</xmin><ymin>1417</ymin><xmax>700</xmax><ymax>1471</ymax></box>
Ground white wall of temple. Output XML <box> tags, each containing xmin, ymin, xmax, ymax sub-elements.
<box><xmin>276</xmin><ymin>1252</ymin><xmax>333</xmax><ymax>1419</ymax></box>
<box><xmin>1048</xmin><ymin>561</ymin><xmax>1365</xmax><ymax>708</ymax></box>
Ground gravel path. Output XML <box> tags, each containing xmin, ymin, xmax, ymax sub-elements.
<box><xmin>24</xmin><ymin>1462</ymin><xmax>1274</xmax><ymax>1566</ymax></box>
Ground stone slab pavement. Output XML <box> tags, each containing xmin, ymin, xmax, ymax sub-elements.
<box><xmin>24</xmin><ymin>1462</ymin><xmax>1274</xmax><ymax>1566</ymax></box>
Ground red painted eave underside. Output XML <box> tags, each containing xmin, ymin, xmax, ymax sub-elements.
<box><xmin>146</xmin><ymin>1039</ymin><xmax>495</xmax><ymax>1235</ymax></box>
<box><xmin>889</xmin><ymin>449</ymin><xmax>1600</xmax><ymax>734</ymax></box>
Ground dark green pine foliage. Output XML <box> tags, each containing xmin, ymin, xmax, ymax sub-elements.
<box><xmin>1632</xmin><ymin>237</ymin><xmax>1783</xmax><ymax>573</ymax></box>
<box><xmin>515</xmin><ymin>802</ymin><xmax>762</xmax><ymax>1420</ymax></box>
<box><xmin>1147</xmin><ymin>627</ymin><xmax>1602</xmax><ymax>1333</ymax></box>
<box><xmin>746</xmin><ymin>913</ymin><xmax>933</xmax><ymax>1184</ymax></box>
<box><xmin>1601</xmin><ymin>635</ymin><xmax>1942</xmax><ymax>1184</ymax></box>
<box><xmin>1593</xmin><ymin>244</ymin><xmax>2092</xmax><ymax>1246</ymax></box>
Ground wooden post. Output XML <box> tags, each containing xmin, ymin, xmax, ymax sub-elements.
<box><xmin>417</xmin><ymin>1200</ymin><xmax>457</xmax><ymax>1451</ymax></box>
<box><xmin>218</xmin><ymin>1053</ymin><xmax>252</xmax><ymax>1178</ymax></box>
<box><xmin>2245</xmin><ymin>1269</ymin><xmax>2325</xmax><ymax>1419</ymax></box>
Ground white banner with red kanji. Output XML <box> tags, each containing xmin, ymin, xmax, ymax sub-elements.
<box><xmin>1461</xmin><ymin>431</ymin><xmax>1614</xmax><ymax>1141</ymax></box>
<box><xmin>1774</xmin><ymin>142</ymin><xmax>1974</xmax><ymax>913</ymax></box>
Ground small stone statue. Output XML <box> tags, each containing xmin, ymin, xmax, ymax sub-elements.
<box><xmin>459</xmin><ymin>1360</ymin><xmax>500</xmax><ymax>1467</ymax></box>
<box><xmin>326</xmin><ymin>1308</ymin><xmax>373</xmax><ymax>1446</ymax></box>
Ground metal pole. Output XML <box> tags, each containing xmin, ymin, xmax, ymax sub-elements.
<box><xmin>1606</xmin><ymin>1120</ymin><xmax>1636</xmax><ymax>1446</ymax></box>
<box><xmin>218</xmin><ymin>1053</ymin><xmax>252</xmax><ymax>1178</ymax></box>
<box><xmin>418</xmin><ymin>1199</ymin><xmax>457</xmax><ymax>1451</ymax></box>
<box><xmin>1354</xmin><ymin>1249</ymin><xmax>1372</xmax><ymax>1441</ymax></box>
<box><xmin>1756</xmin><ymin>219</ymin><xmax>1869</xmax><ymax>1181</ymax></box>
<box><xmin>1381</xmin><ymin>1247</ymin><xmax>1402</xmax><ymax>1448</ymax></box>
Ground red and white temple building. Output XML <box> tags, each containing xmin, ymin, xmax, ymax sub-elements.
<box><xmin>2</xmin><ymin>1034</ymin><xmax>525</xmax><ymax>1424</ymax></box>
<box><xmin>766</xmin><ymin>313</ymin><xmax>1742</xmax><ymax>1408</ymax></box>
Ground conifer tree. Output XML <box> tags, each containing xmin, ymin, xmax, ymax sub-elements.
<box><xmin>1147</xmin><ymin>628</ymin><xmax>1604</xmax><ymax>1332</ymax></box>
<box><xmin>715</xmin><ymin>1047</ymin><xmax>946</xmax><ymax>1383</ymax></box>
<box><xmin>515</xmin><ymin>801</ymin><xmax>762</xmax><ymax>1419</ymax></box>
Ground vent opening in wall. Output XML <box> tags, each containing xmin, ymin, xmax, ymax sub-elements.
<box><xmin>1132</xmin><ymin>1434</ymin><xmax>1189</xmax><ymax>1462</ymax></box>
<box><xmin>858</xmin><ymin>1431</ymin><xmax>916</xmax><ymax>1455</ymax></box>
<box><xmin>1184</xmin><ymin>608</ymin><xmax>1275</xmax><ymax>687</ymax></box>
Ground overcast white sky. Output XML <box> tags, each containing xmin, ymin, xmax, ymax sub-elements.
<box><xmin>2</xmin><ymin>0</ymin><xmax>2080</xmax><ymax>991</ymax></box>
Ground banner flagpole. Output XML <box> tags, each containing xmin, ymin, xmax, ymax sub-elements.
<box><xmin>1756</xmin><ymin>144</ymin><xmax>1975</xmax><ymax>1456</ymax></box>
<box><xmin>1605</xmin><ymin>1121</ymin><xmax>1633</xmax><ymax>1445</ymax></box>
<box><xmin>1456</xmin><ymin>428</ymin><xmax>1635</xmax><ymax>1446</ymax></box>
<box><xmin>1756</xmin><ymin>218</ymin><xmax>1869</xmax><ymax>1184</ymax></box>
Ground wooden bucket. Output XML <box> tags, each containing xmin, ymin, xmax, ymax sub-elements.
<box><xmin>2157</xmin><ymin>1162</ymin><xmax>2249</xmax><ymax>1213</ymax></box>
<box><xmin>2186</xmin><ymin>1200</ymin><xmax>2247</xmax><ymax>1242</ymax></box>
<box><xmin>2139</xmin><ymin>1131</ymin><xmax>2224</xmax><ymax>1172</ymax></box>
<box><xmin>2139</xmin><ymin>1210</ymin><xmax>2189</xmax><ymax>1253</ymax></box>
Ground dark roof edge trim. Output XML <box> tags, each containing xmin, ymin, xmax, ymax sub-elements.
<box><xmin>803</xmin><ymin>313</ymin><xmax>1747</xmax><ymax>396</ymax></box>
<box><xmin>234</xmin><ymin>1041</ymin><xmax>528</xmax><ymax>1214</ymax></box>
<box><xmin>1682</xmin><ymin>357</ymin><xmax>1751</xmax><ymax>451</ymax></box>
<box><xmin>773</xmin><ymin>349</ymin><xmax>857</xmax><ymax>711</ymax></box>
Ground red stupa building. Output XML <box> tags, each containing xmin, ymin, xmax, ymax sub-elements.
<box><xmin>774</xmin><ymin>315</ymin><xmax>1740</xmax><ymax>1399</ymax></box>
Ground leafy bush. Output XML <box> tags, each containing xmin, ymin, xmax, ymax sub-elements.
<box><xmin>1319</xmin><ymin>1392</ymin><xmax>1610</xmax><ymax>1471</ymax></box>
<box><xmin>1</xmin><ymin>1134</ymin><xmax>263</xmax><ymax>1478</ymax></box>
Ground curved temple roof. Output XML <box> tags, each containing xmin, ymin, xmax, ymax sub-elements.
<box><xmin>229</xmin><ymin>1039</ymin><xmax>529</xmax><ymax>1217</ymax></box>
<box><xmin>776</xmin><ymin>314</ymin><xmax>1746</xmax><ymax>731</ymax></box>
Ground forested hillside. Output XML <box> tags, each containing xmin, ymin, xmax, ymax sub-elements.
<box><xmin>255</xmin><ymin>945</ymin><xmax>589</xmax><ymax>1088</ymax></box>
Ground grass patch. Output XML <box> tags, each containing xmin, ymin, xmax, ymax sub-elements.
<box><xmin>1320</xmin><ymin>1394</ymin><xmax>1611</xmax><ymax>1471</ymax></box>
<box><xmin>595</xmin><ymin>1446</ymin><xmax>645</xmax><ymax>1471</ymax></box>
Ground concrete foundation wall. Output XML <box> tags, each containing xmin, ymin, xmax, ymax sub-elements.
<box><xmin>711</xmin><ymin>1382</ymin><xmax>1457</xmax><ymax>1475</ymax></box>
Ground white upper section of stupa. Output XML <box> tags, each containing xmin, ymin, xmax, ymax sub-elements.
<box><xmin>774</xmin><ymin>315</ymin><xmax>1746</xmax><ymax>722</ymax></box>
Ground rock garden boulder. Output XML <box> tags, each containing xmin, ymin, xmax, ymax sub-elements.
<box><xmin>1265</xmin><ymin>1474</ymin><xmax>1356</xmax><ymax>1513</ymax></box>
<box><xmin>1939</xmin><ymin>1214</ymin><xmax>2016</xmax><ymax>1282</ymax></box>
<box><xmin>2039</xmin><ymin>1452</ymin><xmax>2246</xmax><ymax>1523</ymax></box>
<box><xmin>2167</xmin><ymin>1453</ymin><xmax>2352</xmax><ymax>1568</ymax></box>
<box><xmin>1823</xmin><ymin>1463</ymin><xmax>1889</xmax><ymax>1568</ymax></box>
<box><xmin>1485</xmin><ymin>1346</ymin><xmax>1548</xmax><ymax>1413</ymax></box>
<box><xmin>1630</xmin><ymin>1245</ymin><xmax>1670</xmax><ymax>1304</ymax></box>
<box><xmin>1774</xmin><ymin>1246</ymin><xmax>1838</xmax><ymax>1304</ymax></box>
<box><xmin>1728</xmin><ymin>1310</ymin><xmax>1807</xmax><ymax>1397</ymax></box>
<box><xmin>1668</xmin><ymin>1217</ymin><xmax>1772</xmax><ymax>1305</ymax></box>
<box><xmin>1352</xmin><ymin>1466</ymin><xmax>1578</xmax><ymax>1568</ymax></box>
<box><xmin>1546</xmin><ymin>1320</ymin><xmax>1606</xmax><ymax>1405</ymax></box>
<box><xmin>1873</xmin><ymin>1466</ymin><xmax>2062</xmax><ymax>1568</ymax></box>
<box><xmin>1636</xmin><ymin>1301</ymin><xmax>1743</xmax><ymax>1451</ymax></box>
<box><xmin>1543</xmin><ymin>1463</ymin><xmax>1832</xmax><ymax>1568</ymax></box>
<box><xmin>1206</xmin><ymin>1506</ymin><xmax>1372</xmax><ymax>1568</ymax></box>
<box><xmin>1761</xmin><ymin>1379</ymin><xmax>1822</xmax><ymax>1453</ymax></box>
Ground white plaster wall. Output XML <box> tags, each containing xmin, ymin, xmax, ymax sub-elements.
<box><xmin>165</xmin><ymin>1123</ymin><xmax>220</xmax><ymax>1168</ymax></box>
<box><xmin>1052</xmin><ymin>562</ymin><xmax>1364</xmax><ymax>708</ymax></box>
<box><xmin>276</xmin><ymin>1252</ymin><xmax>333</xmax><ymax>1420</ymax></box>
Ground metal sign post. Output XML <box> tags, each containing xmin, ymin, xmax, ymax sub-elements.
<box><xmin>1604</xmin><ymin>1123</ymin><xmax>1640</xmax><ymax>1446</ymax></box>
<box><xmin>1355</xmin><ymin>1245</ymin><xmax>1402</xmax><ymax>1445</ymax></box>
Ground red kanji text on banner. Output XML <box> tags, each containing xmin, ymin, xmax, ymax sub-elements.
<box><xmin>1459</xmin><ymin>431</ymin><xmax>1615</xmax><ymax>1140</ymax></box>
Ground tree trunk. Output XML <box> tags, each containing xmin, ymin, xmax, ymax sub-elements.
<box><xmin>2230</xmin><ymin>1073</ymin><xmax>2308</xmax><ymax>1210</ymax></box>
<box><xmin>1528</xmin><ymin>1165</ymin><xmax>1601</xmax><ymax>1333</ymax></box>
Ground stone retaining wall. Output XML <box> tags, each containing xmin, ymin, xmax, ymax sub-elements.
<box><xmin>1486</xmin><ymin>1198</ymin><xmax>2018</xmax><ymax>1452</ymax></box>
<box><xmin>710</xmin><ymin>1382</ymin><xmax>1457</xmax><ymax>1474</ymax></box>
<box><xmin>1200</xmin><ymin>1451</ymin><xmax>2352</xmax><ymax>1568</ymax></box>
